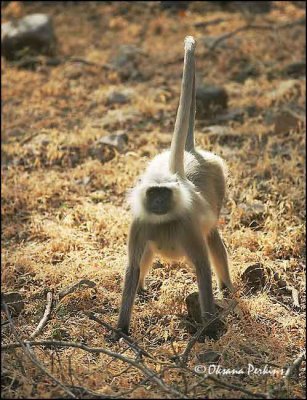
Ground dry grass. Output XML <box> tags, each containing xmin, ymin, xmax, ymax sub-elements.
<box><xmin>1</xmin><ymin>1</ymin><xmax>306</xmax><ymax>398</ymax></box>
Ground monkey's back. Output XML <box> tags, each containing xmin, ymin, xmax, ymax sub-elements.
<box><xmin>184</xmin><ymin>149</ymin><xmax>227</xmax><ymax>217</ymax></box>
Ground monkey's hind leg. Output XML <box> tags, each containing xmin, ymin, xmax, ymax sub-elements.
<box><xmin>207</xmin><ymin>228</ymin><xmax>234</xmax><ymax>294</ymax></box>
<box><xmin>138</xmin><ymin>247</ymin><xmax>153</xmax><ymax>293</ymax></box>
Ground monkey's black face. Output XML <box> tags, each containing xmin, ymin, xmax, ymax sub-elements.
<box><xmin>145</xmin><ymin>187</ymin><xmax>173</xmax><ymax>215</ymax></box>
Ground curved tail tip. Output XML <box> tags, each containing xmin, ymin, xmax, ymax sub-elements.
<box><xmin>184</xmin><ymin>36</ymin><xmax>196</xmax><ymax>51</ymax></box>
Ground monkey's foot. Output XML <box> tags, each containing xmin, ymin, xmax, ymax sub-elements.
<box><xmin>218</xmin><ymin>283</ymin><xmax>234</xmax><ymax>298</ymax></box>
<box><xmin>137</xmin><ymin>286</ymin><xmax>147</xmax><ymax>295</ymax></box>
<box><xmin>137</xmin><ymin>287</ymin><xmax>154</xmax><ymax>303</ymax></box>
<box><xmin>109</xmin><ymin>327</ymin><xmax>129</xmax><ymax>342</ymax></box>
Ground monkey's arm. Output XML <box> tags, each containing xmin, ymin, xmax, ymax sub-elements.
<box><xmin>116</xmin><ymin>220</ymin><xmax>147</xmax><ymax>336</ymax></box>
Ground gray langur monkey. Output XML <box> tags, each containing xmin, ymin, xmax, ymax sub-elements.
<box><xmin>116</xmin><ymin>36</ymin><xmax>234</xmax><ymax>337</ymax></box>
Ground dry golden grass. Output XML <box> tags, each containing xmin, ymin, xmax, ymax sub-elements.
<box><xmin>1</xmin><ymin>1</ymin><xmax>306</xmax><ymax>398</ymax></box>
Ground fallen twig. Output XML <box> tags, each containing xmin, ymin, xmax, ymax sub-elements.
<box><xmin>208</xmin><ymin>17</ymin><xmax>306</xmax><ymax>51</ymax></box>
<box><xmin>194</xmin><ymin>17</ymin><xmax>227</xmax><ymax>28</ymax></box>
<box><xmin>287</xmin><ymin>286</ymin><xmax>300</xmax><ymax>310</ymax></box>
<box><xmin>284</xmin><ymin>350</ymin><xmax>306</xmax><ymax>382</ymax></box>
<box><xmin>2</xmin><ymin>339</ymin><xmax>188</xmax><ymax>399</ymax></box>
<box><xmin>84</xmin><ymin>311</ymin><xmax>153</xmax><ymax>360</ymax></box>
<box><xmin>66</xmin><ymin>385</ymin><xmax>112</xmax><ymax>399</ymax></box>
<box><xmin>206</xmin><ymin>374</ymin><xmax>267</xmax><ymax>399</ymax></box>
<box><xmin>1</xmin><ymin>300</ymin><xmax>77</xmax><ymax>398</ymax></box>
<box><xmin>58</xmin><ymin>279</ymin><xmax>96</xmax><ymax>301</ymax></box>
<box><xmin>26</xmin><ymin>343</ymin><xmax>78</xmax><ymax>398</ymax></box>
<box><xmin>20</xmin><ymin>131</ymin><xmax>40</xmax><ymax>145</ymax></box>
<box><xmin>30</xmin><ymin>292</ymin><xmax>53</xmax><ymax>339</ymax></box>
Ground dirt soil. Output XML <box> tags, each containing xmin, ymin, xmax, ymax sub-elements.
<box><xmin>1</xmin><ymin>1</ymin><xmax>306</xmax><ymax>399</ymax></box>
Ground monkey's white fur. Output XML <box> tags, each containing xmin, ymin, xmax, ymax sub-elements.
<box><xmin>127</xmin><ymin>149</ymin><xmax>222</xmax><ymax>229</ymax></box>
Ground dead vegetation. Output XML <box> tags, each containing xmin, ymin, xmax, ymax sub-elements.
<box><xmin>1</xmin><ymin>1</ymin><xmax>306</xmax><ymax>398</ymax></box>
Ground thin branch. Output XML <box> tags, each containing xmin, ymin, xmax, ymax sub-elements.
<box><xmin>84</xmin><ymin>311</ymin><xmax>153</xmax><ymax>360</ymax></box>
<box><xmin>206</xmin><ymin>374</ymin><xmax>267</xmax><ymax>399</ymax></box>
<box><xmin>67</xmin><ymin>362</ymin><xmax>109</xmax><ymax>398</ymax></box>
<box><xmin>2</xmin><ymin>339</ymin><xmax>188</xmax><ymax>399</ymax></box>
<box><xmin>1</xmin><ymin>300</ymin><xmax>76</xmax><ymax>398</ymax></box>
<box><xmin>66</xmin><ymin>385</ymin><xmax>111</xmax><ymax>399</ymax></box>
<box><xmin>26</xmin><ymin>343</ymin><xmax>78</xmax><ymax>398</ymax></box>
<box><xmin>209</xmin><ymin>25</ymin><xmax>250</xmax><ymax>50</ymax></box>
<box><xmin>30</xmin><ymin>291</ymin><xmax>53</xmax><ymax>339</ymax></box>
<box><xmin>194</xmin><ymin>17</ymin><xmax>227</xmax><ymax>28</ymax></box>
<box><xmin>58</xmin><ymin>280</ymin><xmax>96</xmax><ymax>301</ymax></box>
<box><xmin>284</xmin><ymin>350</ymin><xmax>306</xmax><ymax>382</ymax></box>
<box><xmin>116</xmin><ymin>377</ymin><xmax>150</xmax><ymax>398</ymax></box>
<box><xmin>208</xmin><ymin>16</ymin><xmax>306</xmax><ymax>51</ymax></box>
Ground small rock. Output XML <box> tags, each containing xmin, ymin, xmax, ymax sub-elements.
<box><xmin>197</xmin><ymin>351</ymin><xmax>221</xmax><ymax>363</ymax></box>
<box><xmin>238</xmin><ymin>201</ymin><xmax>266</xmax><ymax>229</ymax></box>
<box><xmin>1</xmin><ymin>292</ymin><xmax>24</xmax><ymax>316</ymax></box>
<box><xmin>241</xmin><ymin>263</ymin><xmax>266</xmax><ymax>294</ymax></box>
<box><xmin>111</xmin><ymin>45</ymin><xmax>143</xmax><ymax>81</ymax></box>
<box><xmin>274</xmin><ymin>109</ymin><xmax>303</xmax><ymax>134</ymax></box>
<box><xmin>196</xmin><ymin>85</ymin><xmax>228</xmax><ymax>118</ymax></box>
<box><xmin>89</xmin><ymin>144</ymin><xmax>115</xmax><ymax>163</ymax></box>
<box><xmin>186</xmin><ymin>292</ymin><xmax>202</xmax><ymax>324</ymax></box>
<box><xmin>283</xmin><ymin>61</ymin><xmax>306</xmax><ymax>78</ymax></box>
<box><xmin>76</xmin><ymin>175</ymin><xmax>91</xmax><ymax>186</ymax></box>
<box><xmin>263</xmin><ymin>109</ymin><xmax>275</xmax><ymax>125</ymax></box>
<box><xmin>1</xmin><ymin>14</ymin><xmax>56</xmax><ymax>61</ymax></box>
<box><xmin>268</xmin><ymin>80</ymin><xmax>301</xmax><ymax>103</ymax></box>
<box><xmin>106</xmin><ymin>91</ymin><xmax>130</xmax><ymax>106</ymax></box>
<box><xmin>245</xmin><ymin>105</ymin><xmax>261</xmax><ymax>117</ymax></box>
<box><xmin>288</xmin><ymin>286</ymin><xmax>300</xmax><ymax>310</ymax></box>
<box><xmin>97</xmin><ymin>131</ymin><xmax>128</xmax><ymax>152</ymax></box>
<box><xmin>185</xmin><ymin>292</ymin><xmax>226</xmax><ymax>340</ymax></box>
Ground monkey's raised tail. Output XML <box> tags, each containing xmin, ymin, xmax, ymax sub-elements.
<box><xmin>169</xmin><ymin>36</ymin><xmax>196</xmax><ymax>177</ymax></box>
